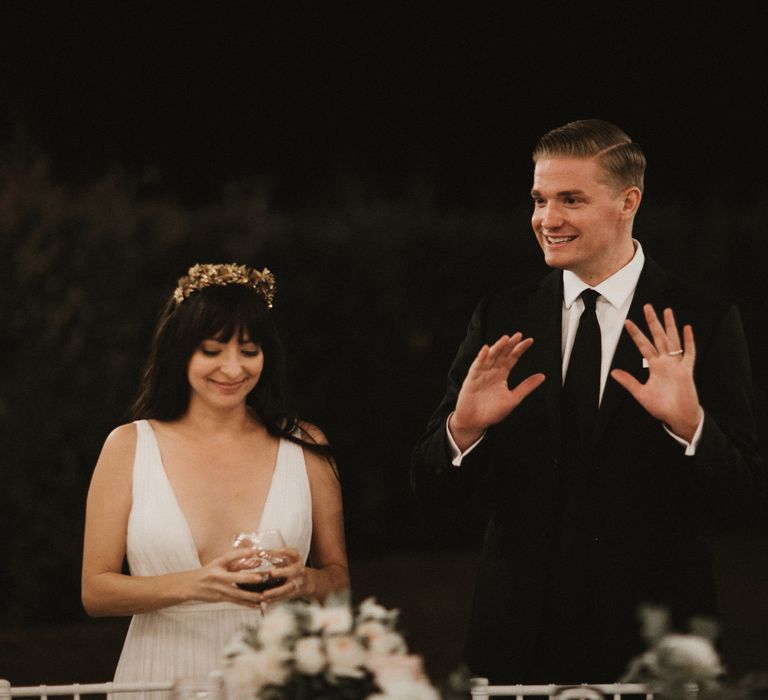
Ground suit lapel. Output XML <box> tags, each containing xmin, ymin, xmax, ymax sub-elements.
<box><xmin>593</xmin><ymin>256</ymin><xmax>672</xmax><ymax>445</ymax></box>
<box><xmin>527</xmin><ymin>270</ymin><xmax>564</xmax><ymax>452</ymax></box>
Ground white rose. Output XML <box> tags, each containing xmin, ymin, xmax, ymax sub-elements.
<box><xmin>383</xmin><ymin>682</ymin><xmax>440</xmax><ymax>700</ymax></box>
<box><xmin>294</xmin><ymin>636</ymin><xmax>327</xmax><ymax>675</ymax></box>
<box><xmin>638</xmin><ymin>604</ymin><xmax>670</xmax><ymax>644</ymax></box>
<box><xmin>311</xmin><ymin>605</ymin><xmax>353</xmax><ymax>635</ymax></box>
<box><xmin>326</xmin><ymin>634</ymin><xmax>367</xmax><ymax>678</ymax></box>
<box><xmin>367</xmin><ymin>630</ymin><xmax>407</xmax><ymax>656</ymax></box>
<box><xmin>654</xmin><ymin>634</ymin><xmax>723</xmax><ymax>682</ymax></box>
<box><xmin>357</xmin><ymin>620</ymin><xmax>387</xmax><ymax>646</ymax></box>
<box><xmin>257</xmin><ymin>603</ymin><xmax>298</xmax><ymax>647</ymax></box>
<box><xmin>368</xmin><ymin>653</ymin><xmax>428</xmax><ymax>692</ymax></box>
<box><xmin>253</xmin><ymin>646</ymin><xmax>292</xmax><ymax>687</ymax></box>
<box><xmin>366</xmin><ymin>654</ymin><xmax>439</xmax><ymax>700</ymax></box>
<box><xmin>359</xmin><ymin>598</ymin><xmax>395</xmax><ymax>622</ymax></box>
<box><xmin>223</xmin><ymin>651</ymin><xmax>267</xmax><ymax>694</ymax></box>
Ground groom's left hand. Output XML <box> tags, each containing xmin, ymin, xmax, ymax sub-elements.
<box><xmin>611</xmin><ymin>304</ymin><xmax>703</xmax><ymax>442</ymax></box>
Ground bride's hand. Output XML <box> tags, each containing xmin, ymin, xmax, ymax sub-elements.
<box><xmin>258</xmin><ymin>547</ymin><xmax>307</xmax><ymax>603</ymax></box>
<box><xmin>186</xmin><ymin>548</ymin><xmax>267</xmax><ymax>607</ymax></box>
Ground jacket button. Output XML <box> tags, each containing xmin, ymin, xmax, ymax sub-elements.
<box><xmin>551</xmin><ymin>457</ymin><xmax>559</xmax><ymax>468</ymax></box>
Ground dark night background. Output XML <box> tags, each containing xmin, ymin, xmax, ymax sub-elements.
<box><xmin>2</xmin><ymin>0</ymin><xmax>768</xmax><ymax>687</ymax></box>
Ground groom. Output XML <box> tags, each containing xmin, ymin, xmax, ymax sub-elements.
<box><xmin>411</xmin><ymin>119</ymin><xmax>764</xmax><ymax>683</ymax></box>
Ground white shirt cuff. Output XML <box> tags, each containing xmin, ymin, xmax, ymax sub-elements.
<box><xmin>446</xmin><ymin>413</ymin><xmax>486</xmax><ymax>466</ymax></box>
<box><xmin>664</xmin><ymin>409</ymin><xmax>705</xmax><ymax>456</ymax></box>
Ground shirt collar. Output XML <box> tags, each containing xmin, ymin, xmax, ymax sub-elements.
<box><xmin>563</xmin><ymin>240</ymin><xmax>645</xmax><ymax>310</ymax></box>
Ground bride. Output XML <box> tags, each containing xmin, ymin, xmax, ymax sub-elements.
<box><xmin>81</xmin><ymin>263</ymin><xmax>349</xmax><ymax>688</ymax></box>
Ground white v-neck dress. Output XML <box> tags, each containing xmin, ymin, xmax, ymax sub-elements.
<box><xmin>113</xmin><ymin>419</ymin><xmax>312</xmax><ymax>691</ymax></box>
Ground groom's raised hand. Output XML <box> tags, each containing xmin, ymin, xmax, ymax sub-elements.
<box><xmin>450</xmin><ymin>333</ymin><xmax>546</xmax><ymax>451</ymax></box>
<box><xmin>610</xmin><ymin>304</ymin><xmax>703</xmax><ymax>442</ymax></box>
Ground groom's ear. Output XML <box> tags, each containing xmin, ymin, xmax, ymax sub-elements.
<box><xmin>619</xmin><ymin>186</ymin><xmax>642</xmax><ymax>219</ymax></box>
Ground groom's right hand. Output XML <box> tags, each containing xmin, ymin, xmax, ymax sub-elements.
<box><xmin>449</xmin><ymin>333</ymin><xmax>545</xmax><ymax>452</ymax></box>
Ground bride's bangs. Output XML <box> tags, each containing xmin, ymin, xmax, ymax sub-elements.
<box><xmin>187</xmin><ymin>285</ymin><xmax>268</xmax><ymax>346</ymax></box>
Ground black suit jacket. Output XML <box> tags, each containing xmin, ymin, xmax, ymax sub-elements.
<box><xmin>411</xmin><ymin>256</ymin><xmax>764</xmax><ymax>682</ymax></box>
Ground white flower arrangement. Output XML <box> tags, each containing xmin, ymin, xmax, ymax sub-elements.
<box><xmin>222</xmin><ymin>592</ymin><xmax>439</xmax><ymax>700</ymax></box>
<box><xmin>622</xmin><ymin>604</ymin><xmax>724</xmax><ymax>698</ymax></box>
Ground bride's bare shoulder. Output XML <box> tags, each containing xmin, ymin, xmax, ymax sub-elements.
<box><xmin>296</xmin><ymin>420</ymin><xmax>329</xmax><ymax>447</ymax></box>
<box><xmin>85</xmin><ymin>424</ymin><xmax>136</xmax><ymax>527</ymax></box>
<box><xmin>104</xmin><ymin>421</ymin><xmax>138</xmax><ymax>447</ymax></box>
<box><xmin>94</xmin><ymin>422</ymin><xmax>138</xmax><ymax>476</ymax></box>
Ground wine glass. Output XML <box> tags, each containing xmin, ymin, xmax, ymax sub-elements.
<box><xmin>232</xmin><ymin>528</ymin><xmax>288</xmax><ymax>592</ymax></box>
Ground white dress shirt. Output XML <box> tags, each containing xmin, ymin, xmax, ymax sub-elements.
<box><xmin>448</xmin><ymin>241</ymin><xmax>703</xmax><ymax>464</ymax></box>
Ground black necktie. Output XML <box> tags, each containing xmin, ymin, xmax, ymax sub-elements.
<box><xmin>550</xmin><ymin>289</ymin><xmax>603</xmax><ymax>615</ymax></box>
<box><xmin>562</xmin><ymin>289</ymin><xmax>602</xmax><ymax>450</ymax></box>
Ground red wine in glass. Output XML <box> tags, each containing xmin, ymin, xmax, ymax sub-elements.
<box><xmin>237</xmin><ymin>576</ymin><xmax>287</xmax><ymax>593</ymax></box>
<box><xmin>232</xmin><ymin>529</ymin><xmax>287</xmax><ymax>592</ymax></box>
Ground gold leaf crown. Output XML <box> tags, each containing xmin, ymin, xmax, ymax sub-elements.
<box><xmin>173</xmin><ymin>263</ymin><xmax>276</xmax><ymax>308</ymax></box>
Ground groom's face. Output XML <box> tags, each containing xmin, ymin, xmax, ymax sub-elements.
<box><xmin>531</xmin><ymin>156</ymin><xmax>640</xmax><ymax>286</ymax></box>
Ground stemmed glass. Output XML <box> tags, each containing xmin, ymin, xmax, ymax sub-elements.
<box><xmin>232</xmin><ymin>528</ymin><xmax>287</xmax><ymax>592</ymax></box>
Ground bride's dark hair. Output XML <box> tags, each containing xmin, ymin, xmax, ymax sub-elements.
<box><xmin>130</xmin><ymin>282</ymin><xmax>327</xmax><ymax>454</ymax></box>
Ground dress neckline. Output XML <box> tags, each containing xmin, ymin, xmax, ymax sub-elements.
<box><xmin>140</xmin><ymin>419</ymin><xmax>283</xmax><ymax>567</ymax></box>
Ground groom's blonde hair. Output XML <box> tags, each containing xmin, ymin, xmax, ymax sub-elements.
<box><xmin>533</xmin><ymin>119</ymin><xmax>646</xmax><ymax>192</ymax></box>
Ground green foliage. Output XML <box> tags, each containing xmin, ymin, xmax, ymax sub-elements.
<box><xmin>260</xmin><ymin>672</ymin><xmax>380</xmax><ymax>700</ymax></box>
